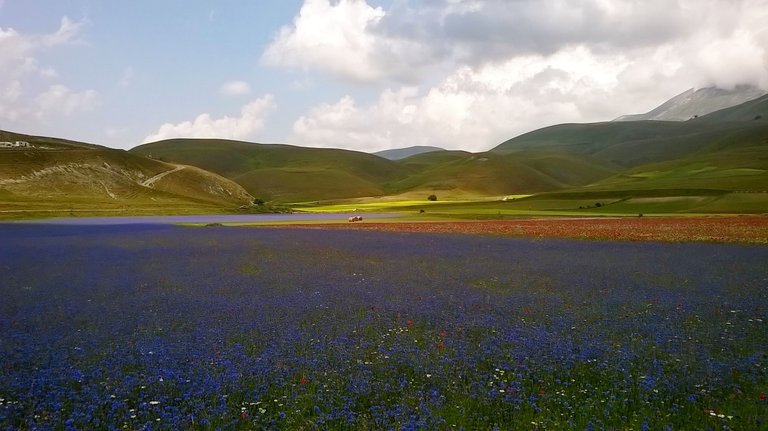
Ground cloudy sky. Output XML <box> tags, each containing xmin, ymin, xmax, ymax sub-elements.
<box><xmin>1</xmin><ymin>0</ymin><xmax>767</xmax><ymax>152</ymax></box>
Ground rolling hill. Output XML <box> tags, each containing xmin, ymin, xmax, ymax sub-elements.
<box><xmin>487</xmin><ymin>94</ymin><xmax>768</xmax><ymax>212</ymax></box>
<box><xmin>0</xmin><ymin>130</ymin><xmax>254</xmax><ymax>217</ymax></box>
<box><xmin>129</xmin><ymin>93</ymin><xmax>768</xmax><ymax>205</ymax></box>
<box><xmin>131</xmin><ymin>139</ymin><xmax>625</xmax><ymax>201</ymax></box>
<box><xmin>391</xmin><ymin>150</ymin><xmax>619</xmax><ymax>196</ymax></box>
<box><xmin>492</xmin><ymin>96</ymin><xmax>768</xmax><ymax>192</ymax></box>
<box><xmin>5</xmin><ymin>88</ymin><xmax>768</xmax><ymax>216</ymax></box>
<box><xmin>491</xmin><ymin>119</ymin><xmax>765</xmax><ymax>166</ymax></box>
<box><xmin>130</xmin><ymin>139</ymin><xmax>411</xmax><ymax>202</ymax></box>
<box><xmin>694</xmin><ymin>93</ymin><xmax>768</xmax><ymax>122</ymax></box>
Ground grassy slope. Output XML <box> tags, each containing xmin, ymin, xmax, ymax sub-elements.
<box><xmin>0</xmin><ymin>131</ymin><xmax>254</xmax><ymax>218</ymax></box>
<box><xmin>694</xmin><ymin>94</ymin><xmax>768</xmax><ymax>122</ymax></box>
<box><xmin>301</xmin><ymin>99</ymin><xmax>768</xmax><ymax>215</ymax></box>
<box><xmin>493</xmin><ymin>120</ymin><xmax>764</xmax><ymax>166</ymax></box>
<box><xmin>492</xmin><ymin>98</ymin><xmax>768</xmax><ymax>195</ymax></box>
<box><xmin>131</xmin><ymin>139</ymin><xmax>409</xmax><ymax>201</ymax></box>
<box><xmin>391</xmin><ymin>150</ymin><xmax>618</xmax><ymax>196</ymax></box>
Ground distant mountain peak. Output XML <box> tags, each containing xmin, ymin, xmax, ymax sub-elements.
<box><xmin>614</xmin><ymin>85</ymin><xmax>767</xmax><ymax>122</ymax></box>
<box><xmin>374</xmin><ymin>145</ymin><xmax>446</xmax><ymax>160</ymax></box>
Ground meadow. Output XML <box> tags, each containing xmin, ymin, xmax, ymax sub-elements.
<box><xmin>1</xmin><ymin>224</ymin><xmax>767</xmax><ymax>430</ymax></box>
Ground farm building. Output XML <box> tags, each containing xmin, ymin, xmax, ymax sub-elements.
<box><xmin>0</xmin><ymin>141</ymin><xmax>31</xmax><ymax>148</ymax></box>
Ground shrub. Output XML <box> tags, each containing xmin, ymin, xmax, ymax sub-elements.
<box><xmin>427</xmin><ymin>194</ymin><xmax>437</xmax><ymax>201</ymax></box>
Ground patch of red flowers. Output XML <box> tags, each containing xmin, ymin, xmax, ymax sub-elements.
<box><xmin>279</xmin><ymin>216</ymin><xmax>768</xmax><ymax>244</ymax></box>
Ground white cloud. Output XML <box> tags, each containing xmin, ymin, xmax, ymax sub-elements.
<box><xmin>262</xmin><ymin>0</ymin><xmax>437</xmax><ymax>82</ymax></box>
<box><xmin>292</xmin><ymin>31</ymin><xmax>768</xmax><ymax>153</ymax></box>
<box><xmin>0</xmin><ymin>80</ymin><xmax>22</xmax><ymax>120</ymax></box>
<box><xmin>42</xmin><ymin>16</ymin><xmax>88</xmax><ymax>47</ymax></box>
<box><xmin>292</xmin><ymin>47</ymin><xmax>629</xmax><ymax>152</ymax></box>
<box><xmin>288</xmin><ymin>0</ymin><xmax>768</xmax><ymax>152</ymax></box>
<box><xmin>0</xmin><ymin>17</ymin><xmax>97</xmax><ymax>124</ymax></box>
<box><xmin>35</xmin><ymin>85</ymin><xmax>100</xmax><ymax>119</ymax></box>
<box><xmin>143</xmin><ymin>94</ymin><xmax>276</xmax><ymax>143</ymax></box>
<box><xmin>220</xmin><ymin>80</ymin><xmax>252</xmax><ymax>96</ymax></box>
<box><xmin>265</xmin><ymin>0</ymin><xmax>768</xmax><ymax>89</ymax></box>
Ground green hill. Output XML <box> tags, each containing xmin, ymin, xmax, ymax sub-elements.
<box><xmin>9</xmin><ymin>91</ymin><xmax>766</xmax><ymax>216</ymax></box>
<box><xmin>392</xmin><ymin>150</ymin><xmax>618</xmax><ymax>196</ymax></box>
<box><xmin>694</xmin><ymin>94</ymin><xmax>768</xmax><ymax>122</ymax></box>
<box><xmin>131</xmin><ymin>139</ymin><xmax>623</xmax><ymax>201</ymax></box>
<box><xmin>131</xmin><ymin>139</ymin><xmax>408</xmax><ymax>201</ymax></box>
<box><xmin>130</xmin><ymin>95</ymin><xmax>768</xmax><ymax>206</ymax></box>
<box><xmin>491</xmin><ymin>103</ymin><xmax>768</xmax><ymax>193</ymax></box>
<box><xmin>0</xmin><ymin>131</ymin><xmax>254</xmax><ymax>218</ymax></box>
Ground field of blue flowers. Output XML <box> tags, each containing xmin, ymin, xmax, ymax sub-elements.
<box><xmin>1</xmin><ymin>224</ymin><xmax>766</xmax><ymax>430</ymax></box>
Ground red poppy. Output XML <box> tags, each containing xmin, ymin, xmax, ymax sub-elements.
<box><xmin>439</xmin><ymin>330</ymin><xmax>447</xmax><ymax>338</ymax></box>
<box><xmin>759</xmin><ymin>392</ymin><xmax>767</xmax><ymax>401</ymax></box>
<box><xmin>436</xmin><ymin>341</ymin><xmax>445</xmax><ymax>350</ymax></box>
<box><xmin>538</xmin><ymin>389</ymin><xmax>545</xmax><ymax>395</ymax></box>
<box><xmin>240</xmin><ymin>411</ymin><xmax>249</xmax><ymax>420</ymax></box>
<box><xmin>300</xmin><ymin>375</ymin><xmax>309</xmax><ymax>385</ymax></box>
<box><xmin>406</xmin><ymin>320</ymin><xmax>414</xmax><ymax>327</ymax></box>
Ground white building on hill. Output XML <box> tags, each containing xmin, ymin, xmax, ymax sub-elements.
<box><xmin>0</xmin><ymin>141</ymin><xmax>31</xmax><ymax>148</ymax></box>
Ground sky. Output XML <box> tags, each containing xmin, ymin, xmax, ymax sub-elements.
<box><xmin>1</xmin><ymin>0</ymin><xmax>767</xmax><ymax>153</ymax></box>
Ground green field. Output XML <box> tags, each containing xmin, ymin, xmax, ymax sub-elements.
<box><xmin>293</xmin><ymin>190</ymin><xmax>768</xmax><ymax>218</ymax></box>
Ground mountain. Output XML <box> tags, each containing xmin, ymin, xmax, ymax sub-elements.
<box><xmin>614</xmin><ymin>86</ymin><xmax>767</xmax><ymax>122</ymax></box>
<box><xmin>493</xmin><ymin>98</ymin><xmax>768</xmax><ymax>193</ymax></box>
<box><xmin>374</xmin><ymin>146</ymin><xmax>446</xmax><ymax>160</ymax></box>
<box><xmin>0</xmin><ymin>130</ymin><xmax>254</xmax><ymax>216</ymax></box>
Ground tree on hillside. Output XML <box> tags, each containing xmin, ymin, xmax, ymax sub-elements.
<box><xmin>427</xmin><ymin>194</ymin><xmax>437</xmax><ymax>201</ymax></box>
